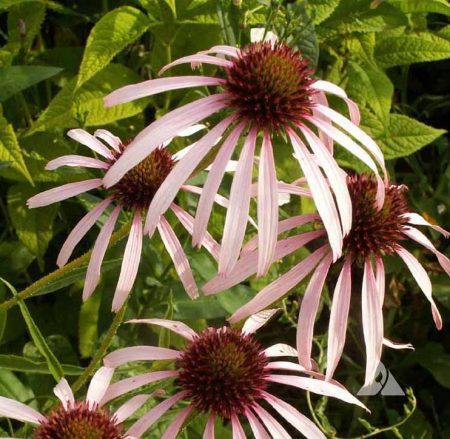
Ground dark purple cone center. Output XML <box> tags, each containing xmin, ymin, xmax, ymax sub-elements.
<box><xmin>176</xmin><ymin>327</ymin><xmax>269</xmax><ymax>419</ymax></box>
<box><xmin>343</xmin><ymin>174</ymin><xmax>409</xmax><ymax>259</ymax></box>
<box><xmin>224</xmin><ymin>41</ymin><xmax>316</xmax><ymax>131</ymax></box>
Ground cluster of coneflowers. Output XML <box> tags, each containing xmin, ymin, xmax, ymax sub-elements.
<box><xmin>1</xmin><ymin>29</ymin><xmax>448</xmax><ymax>438</ymax></box>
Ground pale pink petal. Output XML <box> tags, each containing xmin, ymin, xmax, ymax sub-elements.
<box><xmin>27</xmin><ymin>179</ymin><xmax>103</xmax><ymax>208</ymax></box>
<box><xmin>103</xmin><ymin>346</ymin><xmax>181</xmax><ymax>368</ymax></box>
<box><xmin>264</xmin><ymin>344</ymin><xmax>298</xmax><ymax>357</ymax></box>
<box><xmin>67</xmin><ymin>128</ymin><xmax>114</xmax><ymax>160</ymax></box>
<box><xmin>0</xmin><ymin>396</ymin><xmax>45</xmax><ymax>424</ymax></box>
<box><xmin>242</xmin><ymin>309</ymin><xmax>279</xmax><ymax>334</ymax></box>
<box><xmin>361</xmin><ymin>258</ymin><xmax>384</xmax><ymax>386</ymax></box>
<box><xmin>244</xmin><ymin>409</ymin><xmax>270</xmax><ymax>439</ymax></box>
<box><xmin>276</xmin><ymin>181</ymin><xmax>313</xmax><ymax>198</ymax></box>
<box><xmin>257</xmin><ymin>133</ymin><xmax>278</xmax><ymax>276</ymax></box>
<box><xmin>112</xmin><ymin>210</ymin><xmax>143</xmax><ymax>312</ymax></box>
<box><xmin>375</xmin><ymin>256</ymin><xmax>385</xmax><ymax>304</ymax></box>
<box><xmin>162</xmin><ymin>405</ymin><xmax>194</xmax><ymax>439</ymax></box>
<box><xmin>57</xmin><ymin>197</ymin><xmax>113</xmax><ymax>267</ymax></box>
<box><xmin>203</xmin><ymin>415</ymin><xmax>215</xmax><ymax>439</ymax></box>
<box><xmin>127</xmin><ymin>318</ymin><xmax>197</xmax><ymax>341</ymax></box>
<box><xmin>105</xmin><ymin>76</ymin><xmax>224</xmax><ymax>107</ymax></box>
<box><xmin>326</xmin><ymin>257</ymin><xmax>352</xmax><ymax>381</ymax></box>
<box><xmin>102</xmin><ymin>371</ymin><xmax>179</xmax><ymax>404</ymax></box>
<box><xmin>126</xmin><ymin>391</ymin><xmax>188</xmax><ymax>438</ymax></box>
<box><xmin>252</xmin><ymin>403</ymin><xmax>291</xmax><ymax>439</ymax></box>
<box><xmin>219</xmin><ymin>127</ymin><xmax>257</xmax><ymax>275</ymax></box>
<box><xmin>158</xmin><ymin>216</ymin><xmax>199</xmax><ymax>299</ymax></box>
<box><xmin>262</xmin><ymin>391</ymin><xmax>326</xmax><ymax>439</ymax></box>
<box><xmin>300</xmin><ymin>125</ymin><xmax>352</xmax><ymax>236</ymax></box>
<box><xmin>53</xmin><ymin>378</ymin><xmax>75</xmax><ymax>410</ymax></box>
<box><xmin>199</xmin><ymin>45</ymin><xmax>240</xmax><ymax>58</ymax></box>
<box><xmin>94</xmin><ymin>129</ymin><xmax>121</xmax><ymax>152</ymax></box>
<box><xmin>383</xmin><ymin>338</ymin><xmax>414</xmax><ymax>350</ymax></box>
<box><xmin>159</xmin><ymin>55</ymin><xmax>233</xmax><ymax>75</ymax></box>
<box><xmin>170</xmin><ymin>203</ymin><xmax>220</xmax><ymax>261</ymax></box>
<box><xmin>310</xmin><ymin>91</ymin><xmax>333</xmax><ymax>153</ymax></box>
<box><xmin>46</xmin><ymin>155</ymin><xmax>109</xmax><ymax>170</ymax></box>
<box><xmin>192</xmin><ymin>122</ymin><xmax>246</xmax><ymax>247</ymax></box>
<box><xmin>250</xmin><ymin>28</ymin><xmax>278</xmax><ymax>44</ymax></box>
<box><xmin>402</xmin><ymin>226</ymin><xmax>450</xmax><ymax>275</ymax></box>
<box><xmin>86</xmin><ymin>367</ymin><xmax>114</xmax><ymax>409</ymax></box>
<box><xmin>228</xmin><ymin>244</ymin><xmax>329</xmax><ymax>324</ymax></box>
<box><xmin>402</xmin><ymin>212</ymin><xmax>449</xmax><ymax>237</ymax></box>
<box><xmin>297</xmin><ymin>253</ymin><xmax>333</xmax><ymax>369</ymax></box>
<box><xmin>231</xmin><ymin>414</ymin><xmax>247</xmax><ymax>439</ymax></box>
<box><xmin>144</xmin><ymin>115</ymin><xmax>234</xmax><ymax>236</ymax></box>
<box><xmin>83</xmin><ymin>205</ymin><xmax>121</xmax><ymax>301</ymax></box>
<box><xmin>288</xmin><ymin>129</ymin><xmax>343</xmax><ymax>261</ymax></box>
<box><xmin>104</xmin><ymin>94</ymin><xmax>228</xmax><ymax>189</ymax></box>
<box><xmin>113</xmin><ymin>394</ymin><xmax>153</xmax><ymax>425</ymax></box>
<box><xmin>396</xmin><ymin>245</ymin><xmax>442</xmax><ymax>330</ymax></box>
<box><xmin>266</xmin><ymin>375</ymin><xmax>367</xmax><ymax>411</ymax></box>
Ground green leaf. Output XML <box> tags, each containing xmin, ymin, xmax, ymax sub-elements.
<box><xmin>305</xmin><ymin>0</ymin><xmax>340</xmax><ymax>25</ymax></box>
<box><xmin>0</xmin><ymin>116</ymin><xmax>33</xmax><ymax>184</ymax></box>
<box><xmin>78</xmin><ymin>291</ymin><xmax>101</xmax><ymax>358</ymax></box>
<box><xmin>375</xmin><ymin>33</ymin><xmax>450</xmax><ymax>67</ymax></box>
<box><xmin>0</xmin><ymin>65</ymin><xmax>63</xmax><ymax>103</ymax></box>
<box><xmin>0</xmin><ymin>354</ymin><xmax>83</xmax><ymax>375</ymax></box>
<box><xmin>0</xmin><ymin>369</ymin><xmax>36</xmax><ymax>406</ymax></box>
<box><xmin>387</xmin><ymin>0</ymin><xmax>450</xmax><ymax>16</ymax></box>
<box><xmin>77</xmin><ymin>6</ymin><xmax>149</xmax><ymax>88</ymax></box>
<box><xmin>29</xmin><ymin>64</ymin><xmax>150</xmax><ymax>134</ymax></box>
<box><xmin>0</xmin><ymin>277</ymin><xmax>64</xmax><ymax>382</ymax></box>
<box><xmin>415</xmin><ymin>342</ymin><xmax>450</xmax><ymax>388</ymax></box>
<box><xmin>7</xmin><ymin>184</ymin><xmax>58</xmax><ymax>265</ymax></box>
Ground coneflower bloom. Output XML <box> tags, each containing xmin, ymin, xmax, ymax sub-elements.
<box><xmin>0</xmin><ymin>366</ymin><xmax>156</xmax><ymax>438</ymax></box>
<box><xmin>102</xmin><ymin>30</ymin><xmax>387</xmax><ymax>278</ymax></box>
<box><xmin>27</xmin><ymin>128</ymin><xmax>220</xmax><ymax>311</ymax></box>
<box><xmin>102</xmin><ymin>311</ymin><xmax>367</xmax><ymax>438</ymax></box>
<box><xmin>203</xmin><ymin>174</ymin><xmax>449</xmax><ymax>385</ymax></box>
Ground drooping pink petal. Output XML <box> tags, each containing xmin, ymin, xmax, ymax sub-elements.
<box><xmin>326</xmin><ymin>256</ymin><xmax>352</xmax><ymax>381</ymax></box>
<box><xmin>171</xmin><ymin>203</ymin><xmax>220</xmax><ymax>261</ymax></box>
<box><xmin>57</xmin><ymin>197</ymin><xmax>113</xmax><ymax>267</ymax></box>
<box><xmin>242</xmin><ymin>309</ymin><xmax>279</xmax><ymax>335</ymax></box>
<box><xmin>27</xmin><ymin>179</ymin><xmax>103</xmax><ymax>208</ymax></box>
<box><xmin>162</xmin><ymin>405</ymin><xmax>194</xmax><ymax>439</ymax></box>
<box><xmin>219</xmin><ymin>127</ymin><xmax>257</xmax><ymax>275</ymax></box>
<box><xmin>231</xmin><ymin>414</ymin><xmax>247</xmax><ymax>439</ymax></box>
<box><xmin>199</xmin><ymin>45</ymin><xmax>240</xmax><ymax>58</ymax></box>
<box><xmin>104</xmin><ymin>94</ymin><xmax>228</xmax><ymax>189</ymax></box>
<box><xmin>86</xmin><ymin>367</ymin><xmax>114</xmax><ymax>409</ymax></box>
<box><xmin>67</xmin><ymin>128</ymin><xmax>114</xmax><ymax>160</ymax></box>
<box><xmin>361</xmin><ymin>258</ymin><xmax>384</xmax><ymax>386</ymax></box>
<box><xmin>244</xmin><ymin>408</ymin><xmax>270</xmax><ymax>439</ymax></box>
<box><xmin>266</xmin><ymin>375</ymin><xmax>367</xmax><ymax>410</ymax></box>
<box><xmin>102</xmin><ymin>371</ymin><xmax>179</xmax><ymax>404</ymax></box>
<box><xmin>158</xmin><ymin>216</ymin><xmax>199</xmax><ymax>299</ymax></box>
<box><xmin>192</xmin><ymin>122</ymin><xmax>246</xmax><ymax>247</ymax></box>
<box><xmin>396</xmin><ymin>245</ymin><xmax>442</xmax><ymax>330</ymax></box>
<box><xmin>265</xmin><ymin>361</ymin><xmax>326</xmax><ymax>380</ymax></box>
<box><xmin>383</xmin><ymin>338</ymin><xmax>414</xmax><ymax>350</ymax></box>
<box><xmin>276</xmin><ymin>181</ymin><xmax>312</xmax><ymax>198</ymax></box>
<box><xmin>300</xmin><ymin>125</ymin><xmax>352</xmax><ymax>236</ymax></box>
<box><xmin>103</xmin><ymin>346</ymin><xmax>181</xmax><ymax>368</ymax></box>
<box><xmin>104</xmin><ymin>76</ymin><xmax>224</xmax><ymax>107</ymax></box>
<box><xmin>113</xmin><ymin>394</ymin><xmax>153</xmax><ymax>425</ymax></box>
<box><xmin>126</xmin><ymin>391</ymin><xmax>188</xmax><ymax>438</ymax></box>
<box><xmin>228</xmin><ymin>245</ymin><xmax>329</xmax><ymax>324</ymax></box>
<box><xmin>264</xmin><ymin>343</ymin><xmax>298</xmax><ymax>357</ymax></box>
<box><xmin>288</xmin><ymin>129</ymin><xmax>343</xmax><ymax>261</ymax></box>
<box><xmin>83</xmin><ymin>205</ymin><xmax>121</xmax><ymax>301</ymax></box>
<box><xmin>262</xmin><ymin>391</ymin><xmax>326</xmax><ymax>439</ymax></box>
<box><xmin>257</xmin><ymin>133</ymin><xmax>278</xmax><ymax>276</ymax></box>
<box><xmin>159</xmin><ymin>55</ymin><xmax>233</xmax><ymax>75</ymax></box>
<box><xmin>94</xmin><ymin>129</ymin><xmax>121</xmax><ymax>152</ymax></box>
<box><xmin>53</xmin><ymin>378</ymin><xmax>75</xmax><ymax>411</ymax></box>
<box><xmin>252</xmin><ymin>403</ymin><xmax>291</xmax><ymax>439</ymax></box>
<box><xmin>127</xmin><ymin>318</ymin><xmax>197</xmax><ymax>341</ymax></box>
<box><xmin>0</xmin><ymin>396</ymin><xmax>45</xmax><ymax>425</ymax></box>
<box><xmin>111</xmin><ymin>209</ymin><xmax>143</xmax><ymax>312</ymax></box>
<box><xmin>375</xmin><ymin>256</ymin><xmax>385</xmax><ymax>304</ymax></box>
<box><xmin>402</xmin><ymin>226</ymin><xmax>450</xmax><ymax>275</ymax></box>
<box><xmin>46</xmin><ymin>155</ymin><xmax>109</xmax><ymax>170</ymax></box>
<box><xmin>203</xmin><ymin>415</ymin><xmax>215</xmax><ymax>439</ymax></box>
<box><xmin>310</xmin><ymin>91</ymin><xmax>333</xmax><ymax>153</ymax></box>
<box><xmin>144</xmin><ymin>114</ymin><xmax>235</xmax><ymax>236</ymax></box>
<box><xmin>297</xmin><ymin>253</ymin><xmax>333</xmax><ymax>369</ymax></box>
<box><xmin>402</xmin><ymin>212</ymin><xmax>449</xmax><ymax>238</ymax></box>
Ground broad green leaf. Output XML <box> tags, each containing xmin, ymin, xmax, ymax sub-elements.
<box><xmin>29</xmin><ymin>64</ymin><xmax>150</xmax><ymax>134</ymax></box>
<box><xmin>0</xmin><ymin>66</ymin><xmax>63</xmax><ymax>103</ymax></box>
<box><xmin>0</xmin><ymin>116</ymin><xmax>33</xmax><ymax>183</ymax></box>
<box><xmin>345</xmin><ymin>33</ymin><xmax>377</xmax><ymax>65</ymax></box>
<box><xmin>0</xmin><ymin>277</ymin><xmax>64</xmax><ymax>382</ymax></box>
<box><xmin>375</xmin><ymin>33</ymin><xmax>450</xmax><ymax>67</ymax></box>
<box><xmin>437</xmin><ymin>25</ymin><xmax>450</xmax><ymax>41</ymax></box>
<box><xmin>305</xmin><ymin>0</ymin><xmax>340</xmax><ymax>24</ymax></box>
<box><xmin>78</xmin><ymin>292</ymin><xmax>101</xmax><ymax>358</ymax></box>
<box><xmin>7</xmin><ymin>184</ymin><xmax>57</xmax><ymax>264</ymax></box>
<box><xmin>415</xmin><ymin>342</ymin><xmax>450</xmax><ymax>388</ymax></box>
<box><xmin>77</xmin><ymin>6</ymin><xmax>149</xmax><ymax>88</ymax></box>
<box><xmin>0</xmin><ymin>354</ymin><xmax>83</xmax><ymax>375</ymax></box>
<box><xmin>0</xmin><ymin>369</ymin><xmax>36</xmax><ymax>407</ymax></box>
<box><xmin>388</xmin><ymin>0</ymin><xmax>450</xmax><ymax>16</ymax></box>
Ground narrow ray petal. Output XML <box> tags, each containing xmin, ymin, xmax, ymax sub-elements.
<box><xmin>244</xmin><ymin>409</ymin><xmax>270</xmax><ymax>439</ymax></box>
<box><xmin>159</xmin><ymin>55</ymin><xmax>233</xmax><ymax>75</ymax></box>
<box><xmin>242</xmin><ymin>309</ymin><xmax>279</xmax><ymax>334</ymax></box>
<box><xmin>113</xmin><ymin>394</ymin><xmax>153</xmax><ymax>425</ymax></box>
<box><xmin>402</xmin><ymin>212</ymin><xmax>449</xmax><ymax>237</ymax></box>
<box><xmin>203</xmin><ymin>415</ymin><xmax>215</xmax><ymax>439</ymax></box>
<box><xmin>94</xmin><ymin>129</ymin><xmax>121</xmax><ymax>152</ymax></box>
<box><xmin>86</xmin><ymin>367</ymin><xmax>114</xmax><ymax>409</ymax></box>
<box><xmin>162</xmin><ymin>405</ymin><xmax>194</xmax><ymax>439</ymax></box>
<box><xmin>0</xmin><ymin>397</ymin><xmax>45</xmax><ymax>425</ymax></box>
<box><xmin>310</xmin><ymin>91</ymin><xmax>333</xmax><ymax>152</ymax></box>
<box><xmin>383</xmin><ymin>338</ymin><xmax>414</xmax><ymax>350</ymax></box>
<box><xmin>103</xmin><ymin>346</ymin><xmax>181</xmax><ymax>368</ymax></box>
<box><xmin>252</xmin><ymin>403</ymin><xmax>291</xmax><ymax>439</ymax></box>
<box><xmin>53</xmin><ymin>378</ymin><xmax>75</xmax><ymax>411</ymax></box>
<box><xmin>127</xmin><ymin>318</ymin><xmax>197</xmax><ymax>340</ymax></box>
<box><xmin>264</xmin><ymin>344</ymin><xmax>298</xmax><ymax>357</ymax></box>
<box><xmin>46</xmin><ymin>155</ymin><xmax>109</xmax><ymax>170</ymax></box>
<box><xmin>231</xmin><ymin>414</ymin><xmax>247</xmax><ymax>439</ymax></box>
<box><xmin>67</xmin><ymin>128</ymin><xmax>114</xmax><ymax>160</ymax></box>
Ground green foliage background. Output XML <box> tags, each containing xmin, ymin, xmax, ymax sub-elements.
<box><xmin>0</xmin><ymin>0</ymin><xmax>449</xmax><ymax>437</ymax></box>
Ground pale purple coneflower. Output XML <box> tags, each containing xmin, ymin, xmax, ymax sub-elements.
<box><xmin>101</xmin><ymin>30</ymin><xmax>387</xmax><ymax>278</ymax></box>
<box><xmin>101</xmin><ymin>310</ymin><xmax>367</xmax><ymax>438</ymax></box>
<box><xmin>0</xmin><ymin>366</ymin><xmax>157</xmax><ymax>438</ymax></box>
<box><xmin>203</xmin><ymin>174</ymin><xmax>449</xmax><ymax>386</ymax></box>
<box><xmin>27</xmin><ymin>128</ymin><xmax>220</xmax><ymax>312</ymax></box>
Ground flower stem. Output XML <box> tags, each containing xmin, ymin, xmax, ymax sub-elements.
<box><xmin>0</xmin><ymin>223</ymin><xmax>131</xmax><ymax>313</ymax></box>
